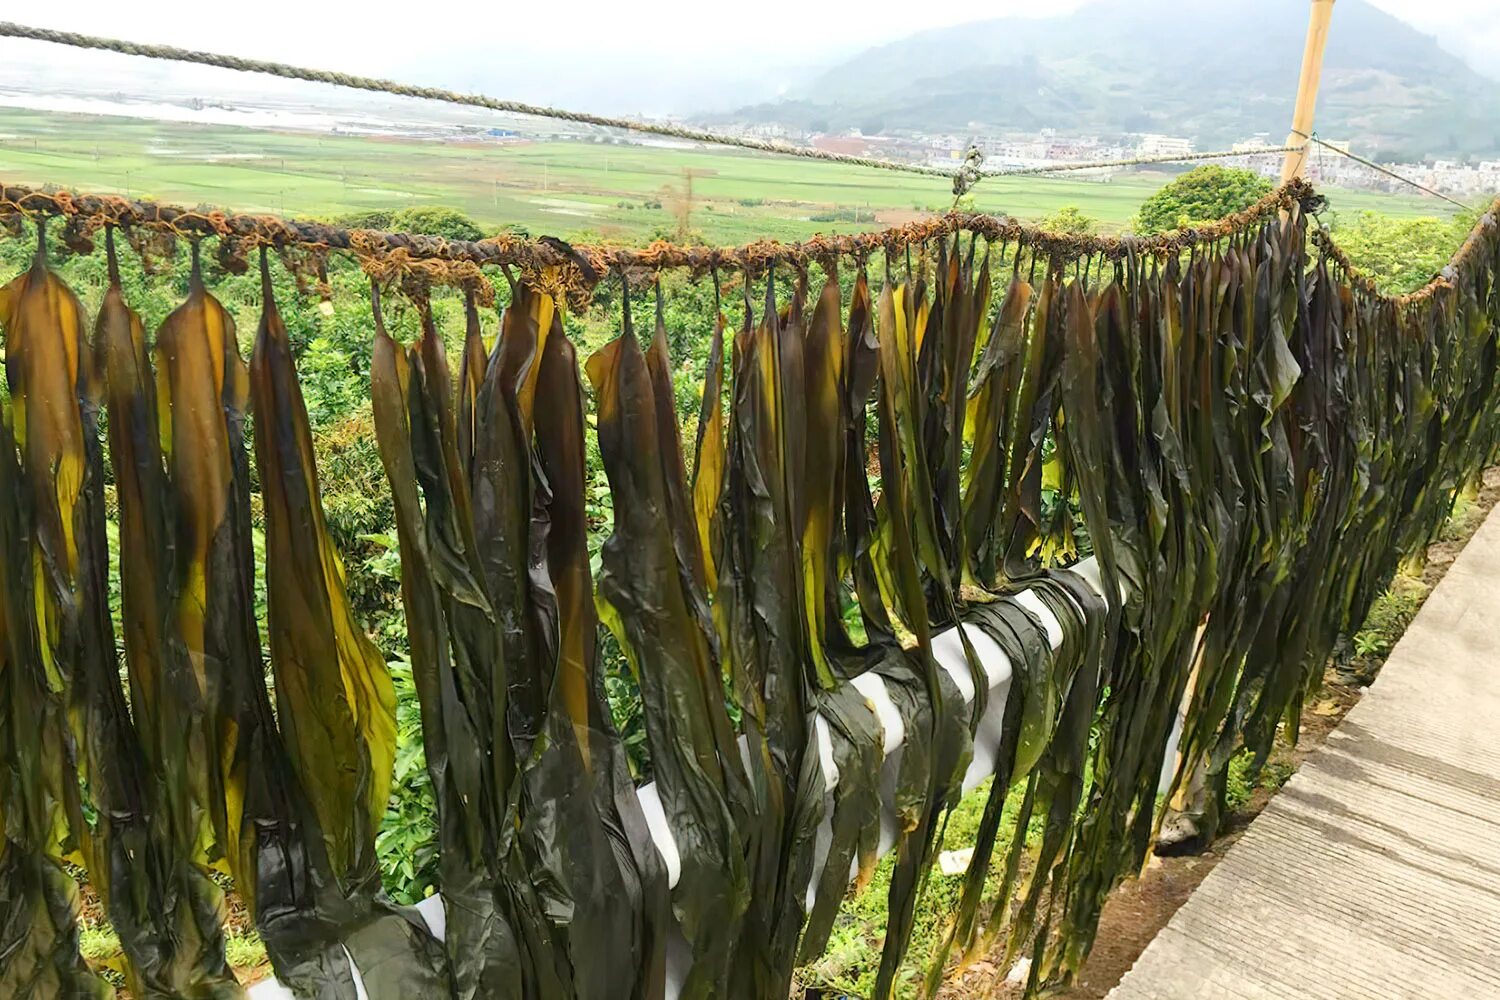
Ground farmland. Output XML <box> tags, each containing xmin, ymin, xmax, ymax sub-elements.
<box><xmin>0</xmin><ymin>107</ymin><xmax>1453</xmax><ymax>245</ymax></box>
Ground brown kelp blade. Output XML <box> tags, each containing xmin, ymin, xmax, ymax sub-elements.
<box><xmin>868</xmin><ymin>277</ymin><xmax>970</xmax><ymax>1000</ymax></box>
<box><xmin>6</xmin><ymin>234</ymin><xmax>242</xmax><ymax>998</ymax></box>
<box><xmin>0</xmin><ymin>248</ymin><xmax>109</xmax><ymax>1000</ymax></box>
<box><xmin>152</xmin><ymin>245</ymin><xmax>283</xmax><ymax>924</ymax></box>
<box><xmin>249</xmin><ymin>254</ymin><xmax>446</xmax><ymax>998</ymax></box>
<box><xmin>588</xmin><ymin>307</ymin><xmax>749</xmax><ymax>1000</ymax></box>
<box><xmin>472</xmin><ymin>281</ymin><xmax>551</xmax><ymax>756</ymax></box>
<box><xmin>251</xmin><ymin>255</ymin><xmax>397</xmax><ymax>885</ymax></box>
<box><xmin>519</xmin><ymin>309</ymin><xmax>665</xmax><ymax>1000</ymax></box>
<box><xmin>94</xmin><ymin>235</ymin><xmax>246</xmax><ymax>998</ymax></box>
<box><xmin>690</xmin><ymin>309</ymin><xmax>729</xmax><ymax>595</ymax></box>
<box><xmin>370</xmin><ymin>284</ymin><xmax>522</xmax><ymax>1000</ymax></box>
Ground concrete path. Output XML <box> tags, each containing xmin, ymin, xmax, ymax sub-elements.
<box><xmin>1109</xmin><ymin>505</ymin><xmax>1500</xmax><ymax>1000</ymax></box>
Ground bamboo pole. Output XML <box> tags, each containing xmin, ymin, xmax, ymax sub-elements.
<box><xmin>1280</xmin><ymin>0</ymin><xmax>1338</xmax><ymax>183</ymax></box>
<box><xmin>1155</xmin><ymin>4</ymin><xmax>1339</xmax><ymax>853</ymax></box>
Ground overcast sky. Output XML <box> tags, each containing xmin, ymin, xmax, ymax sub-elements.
<box><xmin>6</xmin><ymin>0</ymin><xmax>1498</xmax><ymax>112</ymax></box>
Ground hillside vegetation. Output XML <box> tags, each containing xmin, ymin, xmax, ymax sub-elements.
<box><xmin>722</xmin><ymin>0</ymin><xmax>1500</xmax><ymax>160</ymax></box>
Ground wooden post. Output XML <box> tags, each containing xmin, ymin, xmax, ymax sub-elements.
<box><xmin>1280</xmin><ymin>0</ymin><xmax>1338</xmax><ymax>183</ymax></box>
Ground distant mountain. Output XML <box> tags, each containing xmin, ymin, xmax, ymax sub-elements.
<box><xmin>714</xmin><ymin>0</ymin><xmax>1500</xmax><ymax>160</ymax></box>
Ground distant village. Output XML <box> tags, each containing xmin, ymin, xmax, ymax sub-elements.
<box><xmin>692</xmin><ymin>122</ymin><xmax>1500</xmax><ymax>199</ymax></box>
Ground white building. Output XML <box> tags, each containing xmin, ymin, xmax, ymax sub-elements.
<box><xmin>1137</xmin><ymin>134</ymin><xmax>1196</xmax><ymax>159</ymax></box>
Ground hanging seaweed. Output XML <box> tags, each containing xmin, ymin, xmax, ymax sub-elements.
<box><xmin>588</xmin><ymin>285</ymin><xmax>751</xmax><ymax>999</ymax></box>
<box><xmin>94</xmin><ymin>231</ymin><xmax>246</xmax><ymax>998</ymax></box>
<box><xmin>0</xmin><ymin>177</ymin><xmax>1496</xmax><ymax>1000</ymax></box>
<box><xmin>371</xmin><ymin>284</ymin><xmax>525</xmax><ymax>1000</ymax></box>
<box><xmin>1</xmin><ymin>227</ymin><xmax>246</xmax><ymax>998</ymax></box>
<box><xmin>0</xmin><ymin>235</ymin><xmax>111</xmax><ymax>1000</ymax></box>
<box><xmin>248</xmin><ymin>252</ymin><xmax>447</xmax><ymax>997</ymax></box>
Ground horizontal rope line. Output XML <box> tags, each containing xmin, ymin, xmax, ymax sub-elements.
<box><xmin>1290</xmin><ymin>129</ymin><xmax>1480</xmax><ymax>214</ymax></box>
<box><xmin>1</xmin><ymin>20</ymin><xmax>1298</xmax><ymax>183</ymax></box>
<box><xmin>0</xmin><ymin>22</ymin><xmax>983</xmax><ymax>180</ymax></box>
<box><xmin>989</xmin><ymin>145</ymin><xmax>1302</xmax><ymax>176</ymax></box>
<box><xmin>0</xmin><ymin>178</ymin><xmax>1317</xmax><ymax>290</ymax></box>
<box><xmin>3</xmin><ymin>179</ymin><xmax>1493</xmax><ymax>309</ymax></box>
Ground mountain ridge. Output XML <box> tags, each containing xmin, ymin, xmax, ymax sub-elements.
<box><xmin>711</xmin><ymin>0</ymin><xmax>1500</xmax><ymax>159</ymax></box>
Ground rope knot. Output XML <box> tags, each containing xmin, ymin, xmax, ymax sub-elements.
<box><xmin>951</xmin><ymin>144</ymin><xmax>985</xmax><ymax>203</ymax></box>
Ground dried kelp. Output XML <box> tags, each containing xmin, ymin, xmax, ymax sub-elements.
<box><xmin>0</xmin><ymin>240</ymin><xmax>110</xmax><ymax>1000</ymax></box>
<box><xmin>376</xmin><ymin>278</ymin><xmax>666</xmax><ymax>1000</ymax></box>
<box><xmin>589</xmin><ymin>291</ymin><xmax>750</xmax><ymax>999</ymax></box>
<box><xmin>2</xmin><ymin>230</ymin><xmax>242</xmax><ymax>998</ymax></box>
<box><xmin>249</xmin><ymin>253</ymin><xmax>446</xmax><ymax>997</ymax></box>
<box><xmin>0</xmin><ymin>185</ymin><xmax>1497</xmax><ymax>1000</ymax></box>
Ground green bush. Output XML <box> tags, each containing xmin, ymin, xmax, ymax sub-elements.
<box><xmin>387</xmin><ymin>205</ymin><xmax>485</xmax><ymax>242</ymax></box>
<box><xmin>1040</xmin><ymin>205</ymin><xmax>1098</xmax><ymax>235</ymax></box>
<box><xmin>1325</xmin><ymin>211</ymin><xmax>1477</xmax><ymax>295</ymax></box>
<box><xmin>1134</xmin><ymin>166</ymin><xmax>1273</xmax><ymax>235</ymax></box>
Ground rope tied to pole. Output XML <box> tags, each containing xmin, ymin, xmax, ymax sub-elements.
<box><xmin>1290</xmin><ymin>129</ymin><xmax>1480</xmax><ymax>213</ymax></box>
<box><xmin>951</xmin><ymin>144</ymin><xmax>986</xmax><ymax>204</ymax></box>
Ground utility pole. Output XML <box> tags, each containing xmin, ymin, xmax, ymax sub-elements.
<box><xmin>676</xmin><ymin>167</ymin><xmax>704</xmax><ymax>240</ymax></box>
<box><xmin>1280</xmin><ymin>0</ymin><xmax>1337</xmax><ymax>183</ymax></box>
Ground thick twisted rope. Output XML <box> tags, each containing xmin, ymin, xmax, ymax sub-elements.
<box><xmin>1310</xmin><ymin>197</ymin><xmax>1499</xmax><ymax>306</ymax></box>
<box><xmin>0</xmin><ymin>22</ymin><xmax>976</xmax><ymax>180</ymax></box>
<box><xmin>3</xmin><ymin>177</ymin><xmax>1494</xmax><ymax>309</ymax></box>
<box><xmin>0</xmin><ymin>178</ymin><xmax>1319</xmax><ymax>290</ymax></box>
<box><xmin>0</xmin><ymin>21</ymin><xmax>1300</xmax><ymax>183</ymax></box>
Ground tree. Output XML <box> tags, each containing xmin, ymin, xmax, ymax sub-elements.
<box><xmin>1134</xmin><ymin>165</ymin><xmax>1273</xmax><ymax>235</ymax></box>
<box><xmin>1041</xmin><ymin>205</ymin><xmax>1098</xmax><ymax>235</ymax></box>
<box><xmin>1324</xmin><ymin>210</ymin><xmax>1475</xmax><ymax>295</ymax></box>
<box><xmin>388</xmin><ymin>205</ymin><xmax>485</xmax><ymax>242</ymax></box>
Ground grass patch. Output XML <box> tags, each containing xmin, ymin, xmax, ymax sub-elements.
<box><xmin>797</xmin><ymin>777</ymin><xmax>1042</xmax><ymax>998</ymax></box>
<box><xmin>78</xmin><ymin>924</ymin><xmax>120</xmax><ymax>963</ymax></box>
<box><xmin>225</xmin><ymin>932</ymin><xmax>269</xmax><ymax>971</ymax></box>
<box><xmin>1224</xmin><ymin>749</ymin><xmax>1297</xmax><ymax>813</ymax></box>
<box><xmin>1350</xmin><ymin>575</ymin><xmax>1429</xmax><ymax>661</ymax></box>
<box><xmin>1439</xmin><ymin>489</ymin><xmax>1484</xmax><ymax>542</ymax></box>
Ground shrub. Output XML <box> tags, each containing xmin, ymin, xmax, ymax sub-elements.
<box><xmin>1134</xmin><ymin>166</ymin><xmax>1273</xmax><ymax>234</ymax></box>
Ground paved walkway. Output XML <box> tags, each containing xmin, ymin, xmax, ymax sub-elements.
<box><xmin>1109</xmin><ymin>505</ymin><xmax>1500</xmax><ymax>1000</ymax></box>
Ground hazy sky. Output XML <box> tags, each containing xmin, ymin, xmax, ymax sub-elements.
<box><xmin>6</xmin><ymin>0</ymin><xmax>1499</xmax><ymax>111</ymax></box>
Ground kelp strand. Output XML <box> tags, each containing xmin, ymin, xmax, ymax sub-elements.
<box><xmin>0</xmin><ymin>193</ymin><xmax>1494</xmax><ymax>1000</ymax></box>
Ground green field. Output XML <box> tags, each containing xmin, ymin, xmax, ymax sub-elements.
<box><xmin>0</xmin><ymin>107</ymin><xmax>1454</xmax><ymax>244</ymax></box>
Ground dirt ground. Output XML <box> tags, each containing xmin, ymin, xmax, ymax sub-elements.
<box><xmin>937</xmin><ymin>466</ymin><xmax>1500</xmax><ymax>1000</ymax></box>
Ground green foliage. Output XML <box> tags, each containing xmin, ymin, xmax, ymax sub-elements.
<box><xmin>1040</xmin><ymin>205</ymin><xmax>1098</xmax><ymax>235</ymax></box>
<box><xmin>1324</xmin><ymin>211</ymin><xmax>1478</xmax><ymax>295</ymax></box>
<box><xmin>1350</xmin><ymin>575</ymin><xmax>1428</xmax><ymax>659</ymax></box>
<box><xmin>312</xmin><ymin>405</ymin><xmax>405</xmax><ymax>645</ymax></box>
<box><xmin>1134</xmin><ymin>166</ymin><xmax>1273</xmax><ymax>234</ymax></box>
<box><xmin>799</xmin><ymin>779</ymin><xmax>1041</xmax><ymax>997</ymax></box>
<box><xmin>375</xmin><ymin>661</ymin><xmax>441</xmax><ymax>905</ymax></box>
<box><xmin>223</xmin><ymin>934</ymin><xmax>269</xmax><ymax>971</ymax></box>
<box><xmin>387</xmin><ymin>205</ymin><xmax>485</xmax><ymax>242</ymax></box>
<box><xmin>329</xmin><ymin>209</ymin><xmax>395</xmax><ymax>231</ymax></box>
